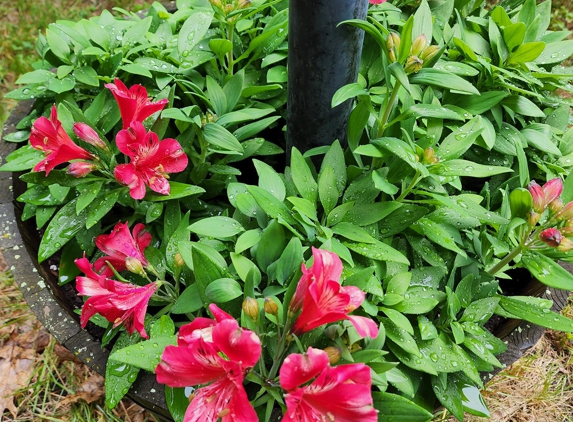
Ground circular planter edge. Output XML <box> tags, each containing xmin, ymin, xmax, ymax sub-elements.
<box><xmin>0</xmin><ymin>100</ymin><xmax>172</xmax><ymax>421</ymax></box>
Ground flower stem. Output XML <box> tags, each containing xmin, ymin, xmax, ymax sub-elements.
<box><xmin>396</xmin><ymin>170</ymin><xmax>421</xmax><ymax>202</ymax></box>
<box><xmin>227</xmin><ymin>22</ymin><xmax>235</xmax><ymax>76</ymax></box>
<box><xmin>376</xmin><ymin>80</ymin><xmax>402</xmax><ymax>138</ymax></box>
<box><xmin>487</xmin><ymin>244</ymin><xmax>524</xmax><ymax>276</ymax></box>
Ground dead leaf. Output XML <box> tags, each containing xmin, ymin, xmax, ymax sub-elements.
<box><xmin>54</xmin><ymin>343</ymin><xmax>82</xmax><ymax>365</ymax></box>
<box><xmin>0</xmin><ymin>342</ymin><xmax>35</xmax><ymax>418</ymax></box>
<box><xmin>56</xmin><ymin>373</ymin><xmax>105</xmax><ymax>408</ymax></box>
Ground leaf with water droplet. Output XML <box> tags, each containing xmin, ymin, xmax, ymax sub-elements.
<box><xmin>109</xmin><ymin>336</ymin><xmax>177</xmax><ymax>373</ymax></box>
<box><xmin>105</xmin><ymin>332</ymin><xmax>141</xmax><ymax>409</ymax></box>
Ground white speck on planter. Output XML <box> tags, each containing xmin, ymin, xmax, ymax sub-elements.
<box><xmin>14</xmin><ymin>255</ymin><xmax>20</xmax><ymax>260</ymax></box>
<box><xmin>13</xmin><ymin>245</ymin><xmax>19</xmax><ymax>250</ymax></box>
<box><xmin>50</xmin><ymin>265</ymin><xmax>57</xmax><ymax>271</ymax></box>
<box><xmin>150</xmin><ymin>388</ymin><xmax>156</xmax><ymax>393</ymax></box>
<box><xmin>58</xmin><ymin>312</ymin><xmax>62</xmax><ymax>317</ymax></box>
<box><xmin>37</xmin><ymin>279</ymin><xmax>46</xmax><ymax>289</ymax></box>
<box><xmin>21</xmin><ymin>282</ymin><xmax>27</xmax><ymax>287</ymax></box>
<box><xmin>10</xmin><ymin>266</ymin><xmax>15</xmax><ymax>271</ymax></box>
<box><xmin>32</xmin><ymin>268</ymin><xmax>37</xmax><ymax>273</ymax></box>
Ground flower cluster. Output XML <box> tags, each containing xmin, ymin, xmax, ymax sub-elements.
<box><xmin>30</xmin><ymin>79</ymin><xmax>188</xmax><ymax>199</ymax></box>
<box><xmin>527</xmin><ymin>178</ymin><xmax>573</xmax><ymax>252</ymax></box>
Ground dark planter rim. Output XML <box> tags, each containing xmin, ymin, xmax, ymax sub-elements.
<box><xmin>1</xmin><ymin>101</ymin><xmax>571</xmax><ymax>420</ymax></box>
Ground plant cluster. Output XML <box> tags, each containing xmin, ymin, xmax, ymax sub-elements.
<box><xmin>2</xmin><ymin>0</ymin><xmax>573</xmax><ymax>420</ymax></box>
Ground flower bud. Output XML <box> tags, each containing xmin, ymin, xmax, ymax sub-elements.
<box><xmin>509</xmin><ymin>187</ymin><xmax>533</xmax><ymax>219</ymax></box>
<box><xmin>224</xmin><ymin>3</ymin><xmax>234</xmax><ymax>14</ymax></box>
<box><xmin>74</xmin><ymin>123</ymin><xmax>109</xmax><ymax>151</ymax></box>
<box><xmin>560</xmin><ymin>226</ymin><xmax>573</xmax><ymax>237</ymax></box>
<box><xmin>174</xmin><ymin>253</ymin><xmax>185</xmax><ymax>268</ymax></box>
<box><xmin>540</xmin><ymin>228</ymin><xmax>563</xmax><ymax>248</ymax></box>
<box><xmin>543</xmin><ymin>178</ymin><xmax>563</xmax><ymax>205</ymax></box>
<box><xmin>388</xmin><ymin>49</ymin><xmax>397</xmax><ymax>63</ymax></box>
<box><xmin>555</xmin><ymin>201</ymin><xmax>573</xmax><ymax>222</ymax></box>
<box><xmin>209</xmin><ymin>0</ymin><xmax>223</xmax><ymax>8</ymax></box>
<box><xmin>558</xmin><ymin>237</ymin><xmax>573</xmax><ymax>252</ymax></box>
<box><xmin>422</xmin><ymin>147</ymin><xmax>435</xmax><ymax>164</ymax></box>
<box><xmin>528</xmin><ymin>180</ymin><xmax>545</xmax><ymax>213</ymax></box>
<box><xmin>242</xmin><ymin>297</ymin><xmax>259</xmax><ymax>321</ymax></box>
<box><xmin>410</xmin><ymin>35</ymin><xmax>428</xmax><ymax>57</ymax></box>
<box><xmin>549</xmin><ymin>198</ymin><xmax>564</xmax><ymax>214</ymax></box>
<box><xmin>527</xmin><ymin>211</ymin><xmax>541</xmax><ymax>226</ymax></box>
<box><xmin>404</xmin><ymin>55</ymin><xmax>424</xmax><ymax>74</ymax></box>
<box><xmin>238</xmin><ymin>0</ymin><xmax>251</xmax><ymax>8</ymax></box>
<box><xmin>324</xmin><ymin>346</ymin><xmax>341</xmax><ymax>364</ymax></box>
<box><xmin>67</xmin><ymin>161</ymin><xmax>96</xmax><ymax>177</ymax></box>
<box><xmin>386</xmin><ymin>33</ymin><xmax>401</xmax><ymax>52</ymax></box>
<box><xmin>125</xmin><ymin>256</ymin><xmax>146</xmax><ymax>276</ymax></box>
<box><xmin>419</xmin><ymin>45</ymin><xmax>440</xmax><ymax>62</ymax></box>
<box><xmin>264</xmin><ymin>297</ymin><xmax>279</xmax><ymax>316</ymax></box>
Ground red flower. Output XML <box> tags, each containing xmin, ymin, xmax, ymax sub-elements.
<box><xmin>113</xmin><ymin>121</ymin><xmax>188</xmax><ymax>200</ymax></box>
<box><xmin>94</xmin><ymin>222</ymin><xmax>152</xmax><ymax>277</ymax></box>
<box><xmin>280</xmin><ymin>347</ymin><xmax>378</xmax><ymax>422</ymax></box>
<box><xmin>105</xmin><ymin>78</ymin><xmax>168</xmax><ymax>129</ymax></box>
<box><xmin>67</xmin><ymin>161</ymin><xmax>97</xmax><ymax>177</ymax></box>
<box><xmin>30</xmin><ymin>105</ymin><xmax>94</xmax><ymax>175</ymax></box>
<box><xmin>369</xmin><ymin>0</ymin><xmax>387</xmax><ymax>3</ymax></box>
<box><xmin>540</xmin><ymin>228</ymin><xmax>563</xmax><ymax>248</ymax></box>
<box><xmin>291</xmin><ymin>248</ymin><xmax>379</xmax><ymax>338</ymax></box>
<box><xmin>156</xmin><ymin>304</ymin><xmax>261</xmax><ymax>422</ymax></box>
<box><xmin>75</xmin><ymin>257</ymin><xmax>156</xmax><ymax>338</ymax></box>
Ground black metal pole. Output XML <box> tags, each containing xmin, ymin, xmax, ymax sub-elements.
<box><xmin>287</xmin><ymin>0</ymin><xmax>368</xmax><ymax>156</ymax></box>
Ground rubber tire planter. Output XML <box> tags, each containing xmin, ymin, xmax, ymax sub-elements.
<box><xmin>1</xmin><ymin>101</ymin><xmax>571</xmax><ymax>420</ymax></box>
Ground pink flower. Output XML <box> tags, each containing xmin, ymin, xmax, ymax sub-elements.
<box><xmin>75</xmin><ymin>257</ymin><xmax>156</xmax><ymax>338</ymax></box>
<box><xmin>67</xmin><ymin>161</ymin><xmax>97</xmax><ymax>177</ymax></box>
<box><xmin>30</xmin><ymin>105</ymin><xmax>94</xmax><ymax>175</ymax></box>
<box><xmin>540</xmin><ymin>228</ymin><xmax>563</xmax><ymax>247</ymax></box>
<box><xmin>291</xmin><ymin>248</ymin><xmax>378</xmax><ymax>338</ymax></box>
<box><xmin>73</xmin><ymin>122</ymin><xmax>108</xmax><ymax>151</ymax></box>
<box><xmin>105</xmin><ymin>78</ymin><xmax>168</xmax><ymax>129</ymax></box>
<box><xmin>113</xmin><ymin>121</ymin><xmax>188</xmax><ymax>200</ymax></box>
<box><xmin>555</xmin><ymin>201</ymin><xmax>573</xmax><ymax>222</ymax></box>
<box><xmin>156</xmin><ymin>304</ymin><xmax>261</xmax><ymax>422</ymax></box>
<box><xmin>528</xmin><ymin>179</ymin><xmax>563</xmax><ymax>213</ymax></box>
<box><xmin>94</xmin><ymin>222</ymin><xmax>152</xmax><ymax>277</ymax></box>
<box><xmin>369</xmin><ymin>0</ymin><xmax>387</xmax><ymax>3</ymax></box>
<box><xmin>280</xmin><ymin>347</ymin><xmax>378</xmax><ymax>422</ymax></box>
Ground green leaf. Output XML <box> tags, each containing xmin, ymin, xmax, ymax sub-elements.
<box><xmin>209</xmin><ymin>38</ymin><xmax>233</xmax><ymax>55</ymax></box>
<box><xmin>318</xmin><ymin>165</ymin><xmax>339</xmax><ymax>215</ymax></box>
<box><xmin>188</xmin><ymin>216</ymin><xmax>244</xmax><ymax>238</ymax></box>
<box><xmin>105</xmin><ymin>332</ymin><xmax>141</xmax><ymax>409</ymax></box>
<box><xmin>0</xmin><ymin>146</ymin><xmax>43</xmax><ymax>171</ymax></box>
<box><xmin>437</xmin><ymin>117</ymin><xmax>484</xmax><ymax>160</ymax></box>
<box><xmin>206</xmin><ymin>75</ymin><xmax>227</xmax><ymax>116</ymax></box>
<box><xmin>144</xmin><ymin>182</ymin><xmax>204</xmax><ymax>202</ymax></box>
<box><xmin>86</xmin><ymin>190</ymin><xmax>120</xmax><ymax>229</ymax></box>
<box><xmin>233</xmin><ymin>116</ymin><xmax>280</xmax><ymax>141</ymax></box>
<box><xmin>497</xmin><ymin>296</ymin><xmax>573</xmax><ymax>332</ymax></box>
<box><xmin>345</xmin><ymin>240</ymin><xmax>410</xmax><ymax>265</ymax></box>
<box><xmin>290</xmin><ymin>148</ymin><xmax>318</xmax><ymax>205</ymax></box>
<box><xmin>267</xmin><ymin>65</ymin><xmax>288</xmax><ymax>83</ymax></box>
<box><xmin>247</xmin><ymin>185</ymin><xmax>297</xmax><ymax>225</ymax></box>
<box><xmin>506</xmin><ymin>42</ymin><xmax>545</xmax><ymax>64</ymax></box>
<box><xmin>450</xmin><ymin>91</ymin><xmax>508</xmax><ymax>115</ymax></box>
<box><xmin>192</xmin><ymin>243</ymin><xmax>227</xmax><ymax>306</ymax></box>
<box><xmin>256</xmin><ymin>220</ymin><xmax>287</xmax><ymax>272</ymax></box>
<box><xmin>460</xmin><ymin>298</ymin><xmax>500</xmax><ymax>323</ymax></box>
<box><xmin>534</xmin><ymin>40</ymin><xmax>573</xmax><ymax>65</ymax></box>
<box><xmin>393</xmin><ymin>287</ymin><xmax>442</xmax><ymax>314</ymax></box>
<box><xmin>73</xmin><ymin>66</ymin><xmax>99</xmax><ymax>87</ymax></box>
<box><xmin>409</xmin><ymin>68</ymin><xmax>480</xmax><ymax>95</ymax></box>
<box><xmin>522</xmin><ymin>252</ymin><xmax>573</xmax><ymax>290</ymax></box>
<box><xmin>235</xmin><ymin>229</ymin><xmax>262</xmax><ymax>254</ymax></box>
<box><xmin>392</xmin><ymin>104</ymin><xmax>465</xmax><ymax>124</ymax></box>
<box><xmin>172</xmin><ymin>284</ymin><xmax>203</xmax><ymax>314</ymax></box>
<box><xmin>383</xmin><ymin>317</ymin><xmax>420</xmax><ymax>356</ymax></box>
<box><xmin>320</xmin><ymin>140</ymin><xmax>347</xmax><ymax>194</ymax></box>
<box><xmin>39</xmin><ymin>198</ymin><xmax>87</xmax><ymax>262</ymax></box>
<box><xmin>203</xmin><ymin>123</ymin><xmax>244</xmax><ymax>154</ymax></box>
<box><xmin>119</xmin><ymin>63</ymin><xmax>153</xmax><ymax>78</ymax></box>
<box><xmin>46</xmin><ymin>28</ymin><xmax>70</xmax><ymax>62</ymax></box>
<box><xmin>123</xmin><ymin>16</ymin><xmax>152</xmax><ymax>47</ymax></box>
<box><xmin>76</xmin><ymin>181</ymin><xmax>103</xmax><ymax>214</ymax></box>
<box><xmin>331</xmin><ymin>83</ymin><xmax>368</xmax><ymax>108</ymax></box>
<box><xmin>165</xmin><ymin>387</ymin><xmax>187</xmax><ymax>422</ymax></box>
<box><xmin>178</xmin><ymin>11</ymin><xmax>214</xmax><ymax>56</ymax></box>
<box><xmin>433</xmin><ymin>160</ymin><xmax>513</xmax><ymax>177</ymax></box>
<box><xmin>253</xmin><ymin>159</ymin><xmax>285</xmax><ymax>201</ymax></box>
<box><xmin>206</xmin><ymin>278</ymin><xmax>243</xmax><ymax>303</ymax></box>
<box><xmin>332</xmin><ymin>222</ymin><xmax>375</xmax><ymax>243</ymax></box>
<box><xmin>501</xmin><ymin>95</ymin><xmax>546</xmax><ymax>118</ymax></box>
<box><xmin>412</xmin><ymin>218</ymin><xmax>467</xmax><ymax>257</ymax></box>
<box><xmin>109</xmin><ymin>336</ymin><xmax>177</xmax><ymax>372</ymax></box>
<box><xmin>276</xmin><ymin>237</ymin><xmax>303</xmax><ymax>286</ymax></box>
<box><xmin>412</xmin><ymin>0</ymin><xmax>433</xmax><ymax>42</ymax></box>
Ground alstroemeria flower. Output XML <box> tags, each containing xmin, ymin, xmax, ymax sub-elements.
<box><xmin>369</xmin><ymin>0</ymin><xmax>387</xmax><ymax>4</ymax></box>
<box><xmin>67</xmin><ymin>161</ymin><xmax>97</xmax><ymax>177</ymax></box>
<box><xmin>540</xmin><ymin>228</ymin><xmax>563</xmax><ymax>247</ymax></box>
<box><xmin>75</xmin><ymin>257</ymin><xmax>156</xmax><ymax>338</ymax></box>
<box><xmin>30</xmin><ymin>105</ymin><xmax>94</xmax><ymax>175</ymax></box>
<box><xmin>94</xmin><ymin>222</ymin><xmax>152</xmax><ymax>277</ymax></box>
<box><xmin>105</xmin><ymin>78</ymin><xmax>168</xmax><ymax>128</ymax></box>
<box><xmin>113</xmin><ymin>121</ymin><xmax>188</xmax><ymax>200</ymax></box>
<box><xmin>291</xmin><ymin>248</ymin><xmax>378</xmax><ymax>338</ymax></box>
<box><xmin>280</xmin><ymin>347</ymin><xmax>378</xmax><ymax>422</ymax></box>
<box><xmin>156</xmin><ymin>304</ymin><xmax>261</xmax><ymax>422</ymax></box>
<box><xmin>528</xmin><ymin>179</ymin><xmax>563</xmax><ymax>213</ymax></box>
<box><xmin>73</xmin><ymin>122</ymin><xmax>109</xmax><ymax>151</ymax></box>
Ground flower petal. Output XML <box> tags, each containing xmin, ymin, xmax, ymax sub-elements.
<box><xmin>280</xmin><ymin>347</ymin><xmax>329</xmax><ymax>392</ymax></box>
<box><xmin>212</xmin><ymin>319</ymin><xmax>261</xmax><ymax>368</ymax></box>
<box><xmin>347</xmin><ymin>315</ymin><xmax>379</xmax><ymax>338</ymax></box>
